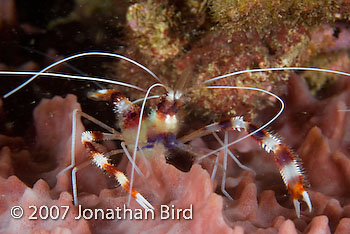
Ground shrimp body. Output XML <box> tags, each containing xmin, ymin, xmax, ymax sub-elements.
<box><xmin>88</xmin><ymin>88</ymin><xmax>182</xmax><ymax>148</ymax></box>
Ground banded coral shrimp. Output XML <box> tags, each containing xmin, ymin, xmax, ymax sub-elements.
<box><xmin>2</xmin><ymin>50</ymin><xmax>350</xmax><ymax>234</ymax></box>
<box><xmin>1</xmin><ymin>52</ymin><xmax>282</xmax><ymax>210</ymax></box>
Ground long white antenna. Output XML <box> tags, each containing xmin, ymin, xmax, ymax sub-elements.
<box><xmin>1</xmin><ymin>71</ymin><xmax>146</xmax><ymax>93</ymax></box>
<box><xmin>3</xmin><ymin>52</ymin><xmax>161</xmax><ymax>98</ymax></box>
<box><xmin>128</xmin><ymin>83</ymin><xmax>167</xmax><ymax>205</ymax></box>
<box><xmin>203</xmin><ymin>67</ymin><xmax>350</xmax><ymax>84</ymax></box>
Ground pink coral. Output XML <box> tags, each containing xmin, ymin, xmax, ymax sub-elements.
<box><xmin>1</xmin><ymin>69</ymin><xmax>350</xmax><ymax>233</ymax></box>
